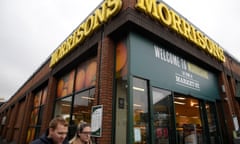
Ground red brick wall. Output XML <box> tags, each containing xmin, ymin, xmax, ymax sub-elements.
<box><xmin>122</xmin><ymin>0</ymin><xmax>136</xmax><ymax>10</ymax></box>
<box><xmin>94</xmin><ymin>36</ymin><xmax>115</xmax><ymax>143</ymax></box>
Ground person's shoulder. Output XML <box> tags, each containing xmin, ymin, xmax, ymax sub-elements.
<box><xmin>30</xmin><ymin>138</ymin><xmax>43</xmax><ymax>144</ymax></box>
<box><xmin>30</xmin><ymin>135</ymin><xmax>49</xmax><ymax>144</ymax></box>
<box><xmin>63</xmin><ymin>139</ymin><xmax>70</xmax><ymax>144</ymax></box>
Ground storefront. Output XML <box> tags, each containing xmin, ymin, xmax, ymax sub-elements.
<box><xmin>114</xmin><ymin>32</ymin><xmax>222</xmax><ymax>143</ymax></box>
<box><xmin>0</xmin><ymin>0</ymin><xmax>240</xmax><ymax>144</ymax></box>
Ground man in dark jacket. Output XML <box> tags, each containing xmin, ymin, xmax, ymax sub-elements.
<box><xmin>31</xmin><ymin>116</ymin><xmax>69</xmax><ymax>144</ymax></box>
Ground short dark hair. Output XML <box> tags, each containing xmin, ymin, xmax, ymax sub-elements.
<box><xmin>49</xmin><ymin>116</ymin><xmax>68</xmax><ymax>129</ymax></box>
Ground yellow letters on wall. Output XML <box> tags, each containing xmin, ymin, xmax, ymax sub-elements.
<box><xmin>50</xmin><ymin>0</ymin><xmax>122</xmax><ymax>67</ymax></box>
<box><xmin>135</xmin><ymin>0</ymin><xmax>225</xmax><ymax>62</ymax></box>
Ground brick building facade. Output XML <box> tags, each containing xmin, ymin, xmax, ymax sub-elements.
<box><xmin>0</xmin><ymin>0</ymin><xmax>240</xmax><ymax>143</ymax></box>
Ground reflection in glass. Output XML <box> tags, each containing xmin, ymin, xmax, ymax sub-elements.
<box><xmin>34</xmin><ymin>91</ymin><xmax>42</xmax><ymax>107</ymax></box>
<box><xmin>26</xmin><ymin>128</ymin><xmax>35</xmax><ymax>144</ymax></box>
<box><xmin>75</xmin><ymin>59</ymin><xmax>97</xmax><ymax>92</ymax></box>
<box><xmin>54</xmin><ymin>96</ymin><xmax>72</xmax><ymax>122</ymax></box>
<box><xmin>72</xmin><ymin>88</ymin><xmax>95</xmax><ymax>125</ymax></box>
<box><xmin>152</xmin><ymin>87</ymin><xmax>172</xmax><ymax>144</ymax></box>
<box><xmin>206</xmin><ymin>102</ymin><xmax>219</xmax><ymax>144</ymax></box>
<box><xmin>30</xmin><ymin>108</ymin><xmax>39</xmax><ymax>126</ymax></box>
<box><xmin>133</xmin><ymin>77</ymin><xmax>149</xmax><ymax>144</ymax></box>
<box><xmin>41</xmin><ymin>87</ymin><xmax>47</xmax><ymax>105</ymax></box>
<box><xmin>27</xmin><ymin>86</ymin><xmax>48</xmax><ymax>143</ymax></box>
<box><xmin>57</xmin><ymin>70</ymin><xmax>75</xmax><ymax>98</ymax></box>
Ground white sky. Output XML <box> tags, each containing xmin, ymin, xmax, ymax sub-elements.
<box><xmin>0</xmin><ymin>0</ymin><xmax>239</xmax><ymax>101</ymax></box>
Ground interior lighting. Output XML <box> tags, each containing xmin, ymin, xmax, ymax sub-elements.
<box><xmin>174</xmin><ymin>97</ymin><xmax>186</xmax><ymax>100</ymax></box>
<box><xmin>174</xmin><ymin>101</ymin><xmax>186</xmax><ymax>105</ymax></box>
<box><xmin>62</xmin><ymin>104</ymin><xmax>71</xmax><ymax>107</ymax></box>
<box><xmin>133</xmin><ymin>104</ymin><xmax>142</xmax><ymax>107</ymax></box>
<box><xmin>133</xmin><ymin>86</ymin><xmax>145</xmax><ymax>92</ymax></box>
<box><xmin>81</xmin><ymin>96</ymin><xmax>95</xmax><ymax>100</ymax></box>
<box><xmin>190</xmin><ymin>101</ymin><xmax>198</xmax><ymax>107</ymax></box>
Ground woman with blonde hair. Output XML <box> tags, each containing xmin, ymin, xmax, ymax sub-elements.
<box><xmin>69</xmin><ymin>121</ymin><xmax>92</xmax><ymax>144</ymax></box>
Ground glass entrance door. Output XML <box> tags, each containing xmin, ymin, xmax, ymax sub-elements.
<box><xmin>174</xmin><ymin>95</ymin><xmax>204</xmax><ymax>144</ymax></box>
<box><xmin>152</xmin><ymin>87</ymin><xmax>173</xmax><ymax>144</ymax></box>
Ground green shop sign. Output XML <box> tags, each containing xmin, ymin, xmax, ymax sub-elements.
<box><xmin>129</xmin><ymin>33</ymin><xmax>220</xmax><ymax>100</ymax></box>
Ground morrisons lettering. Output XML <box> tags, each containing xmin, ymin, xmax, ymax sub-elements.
<box><xmin>50</xmin><ymin>0</ymin><xmax>122</xmax><ymax>67</ymax></box>
<box><xmin>135</xmin><ymin>0</ymin><xmax>225</xmax><ymax>62</ymax></box>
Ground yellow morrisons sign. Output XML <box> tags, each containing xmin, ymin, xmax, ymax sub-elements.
<box><xmin>50</xmin><ymin>0</ymin><xmax>122</xmax><ymax>67</ymax></box>
<box><xmin>135</xmin><ymin>0</ymin><xmax>225</xmax><ymax>62</ymax></box>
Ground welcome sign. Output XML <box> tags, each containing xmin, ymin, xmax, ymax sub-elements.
<box><xmin>130</xmin><ymin>32</ymin><xmax>220</xmax><ymax>100</ymax></box>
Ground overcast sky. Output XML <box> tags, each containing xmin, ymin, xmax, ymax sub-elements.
<box><xmin>0</xmin><ymin>0</ymin><xmax>239</xmax><ymax>101</ymax></box>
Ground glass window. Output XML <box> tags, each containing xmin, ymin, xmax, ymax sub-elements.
<box><xmin>54</xmin><ymin>96</ymin><xmax>72</xmax><ymax>122</ymax></box>
<box><xmin>27</xmin><ymin>86</ymin><xmax>48</xmax><ymax>144</ymax></box>
<box><xmin>57</xmin><ymin>70</ymin><xmax>75</xmax><ymax>98</ymax></box>
<box><xmin>54</xmin><ymin>88</ymin><xmax>95</xmax><ymax>139</ymax></box>
<box><xmin>33</xmin><ymin>91</ymin><xmax>42</xmax><ymax>107</ymax></box>
<box><xmin>41</xmin><ymin>87</ymin><xmax>47</xmax><ymax>105</ymax></box>
<box><xmin>205</xmin><ymin>102</ymin><xmax>219</xmax><ymax>144</ymax></box>
<box><xmin>54</xmin><ymin>57</ymin><xmax>97</xmax><ymax>140</ymax></box>
<box><xmin>75</xmin><ymin>59</ymin><xmax>97</xmax><ymax>92</ymax></box>
<box><xmin>26</xmin><ymin>128</ymin><xmax>35</xmax><ymax>144</ymax></box>
<box><xmin>133</xmin><ymin>77</ymin><xmax>149</xmax><ymax>144</ymax></box>
<box><xmin>152</xmin><ymin>87</ymin><xmax>172</xmax><ymax>144</ymax></box>
<box><xmin>71</xmin><ymin>88</ymin><xmax>95</xmax><ymax>125</ymax></box>
<box><xmin>115</xmin><ymin>41</ymin><xmax>128</xmax><ymax>78</ymax></box>
<box><xmin>29</xmin><ymin>108</ymin><xmax>39</xmax><ymax>126</ymax></box>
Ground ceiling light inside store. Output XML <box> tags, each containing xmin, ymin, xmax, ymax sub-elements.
<box><xmin>81</xmin><ymin>96</ymin><xmax>95</xmax><ymax>100</ymax></box>
<box><xmin>133</xmin><ymin>104</ymin><xmax>142</xmax><ymax>107</ymax></box>
<box><xmin>174</xmin><ymin>101</ymin><xmax>186</xmax><ymax>105</ymax></box>
<box><xmin>174</xmin><ymin>97</ymin><xmax>186</xmax><ymax>100</ymax></box>
<box><xmin>190</xmin><ymin>101</ymin><xmax>198</xmax><ymax>107</ymax></box>
<box><xmin>133</xmin><ymin>86</ymin><xmax>145</xmax><ymax>91</ymax></box>
<box><xmin>62</xmin><ymin>104</ymin><xmax>71</xmax><ymax>107</ymax></box>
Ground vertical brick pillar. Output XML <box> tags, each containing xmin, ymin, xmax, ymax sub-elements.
<box><xmin>95</xmin><ymin>36</ymin><xmax>115</xmax><ymax>143</ymax></box>
<box><xmin>40</xmin><ymin>76</ymin><xmax>57</xmax><ymax>134</ymax></box>
<box><xmin>122</xmin><ymin>0</ymin><xmax>136</xmax><ymax>10</ymax></box>
<box><xmin>228</xmin><ymin>76</ymin><xmax>240</xmax><ymax>142</ymax></box>
<box><xmin>6</xmin><ymin>102</ymin><xmax>19</xmax><ymax>142</ymax></box>
<box><xmin>219</xmin><ymin>72</ymin><xmax>234</xmax><ymax>143</ymax></box>
<box><xmin>19</xmin><ymin>92</ymin><xmax>34</xmax><ymax>144</ymax></box>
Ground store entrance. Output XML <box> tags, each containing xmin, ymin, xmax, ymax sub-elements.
<box><xmin>174</xmin><ymin>94</ymin><xmax>220</xmax><ymax>144</ymax></box>
<box><xmin>174</xmin><ymin>95</ymin><xmax>203</xmax><ymax>144</ymax></box>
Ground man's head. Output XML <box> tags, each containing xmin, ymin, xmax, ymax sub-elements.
<box><xmin>48</xmin><ymin>116</ymin><xmax>69</xmax><ymax>144</ymax></box>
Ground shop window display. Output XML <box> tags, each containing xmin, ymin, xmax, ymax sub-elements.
<box><xmin>26</xmin><ymin>86</ymin><xmax>48</xmax><ymax>144</ymax></box>
<box><xmin>152</xmin><ymin>88</ymin><xmax>172</xmax><ymax>144</ymax></box>
<box><xmin>133</xmin><ymin>77</ymin><xmax>149</xmax><ymax>144</ymax></box>
<box><xmin>54</xmin><ymin>58</ymin><xmax>97</xmax><ymax>139</ymax></box>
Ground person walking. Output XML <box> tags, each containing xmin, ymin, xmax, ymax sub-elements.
<box><xmin>31</xmin><ymin>116</ymin><xmax>69</xmax><ymax>144</ymax></box>
<box><xmin>69</xmin><ymin>121</ymin><xmax>92</xmax><ymax>144</ymax></box>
